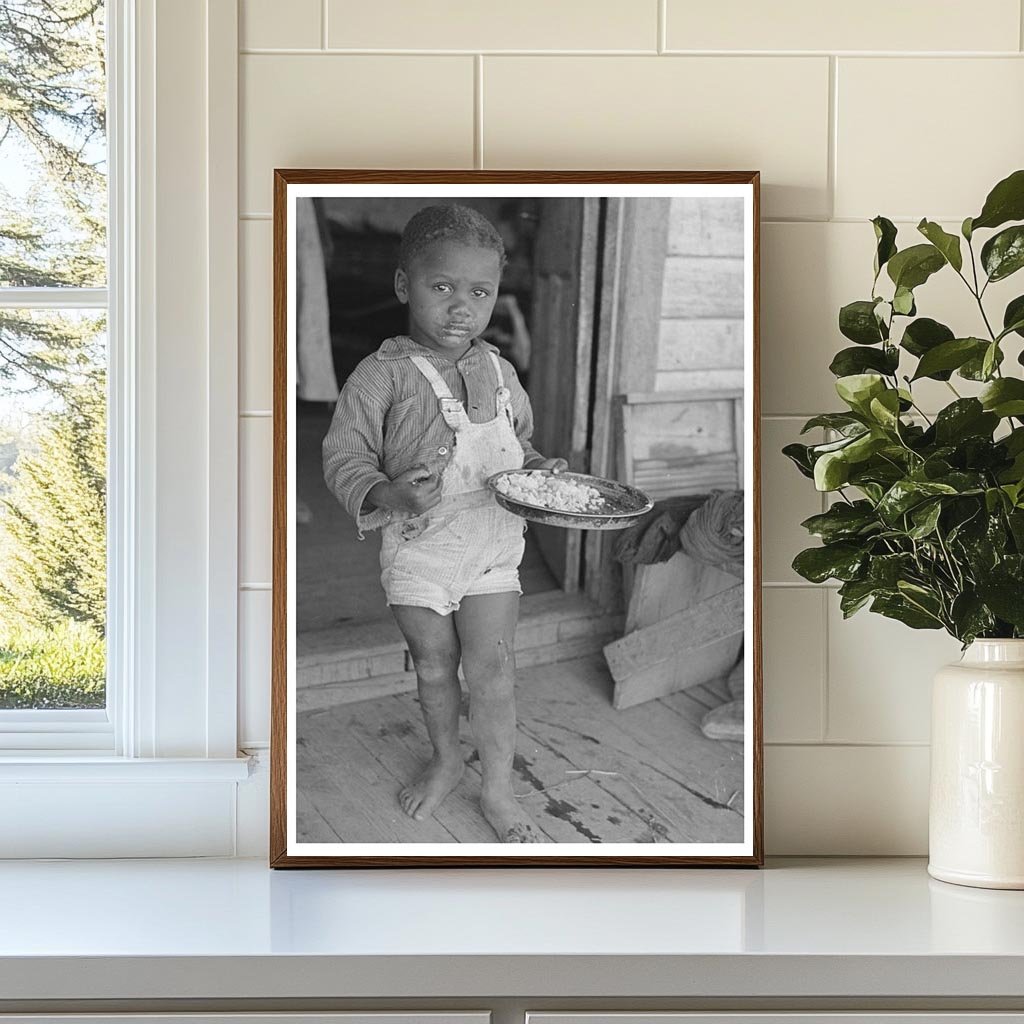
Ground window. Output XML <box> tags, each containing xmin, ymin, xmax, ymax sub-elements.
<box><xmin>0</xmin><ymin>0</ymin><xmax>247</xmax><ymax>859</ymax></box>
<box><xmin>0</xmin><ymin>0</ymin><xmax>111</xmax><ymax>748</ymax></box>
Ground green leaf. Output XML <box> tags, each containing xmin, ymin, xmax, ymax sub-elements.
<box><xmin>917</xmin><ymin>219</ymin><xmax>963</xmax><ymax>272</ymax></box>
<box><xmin>835</xmin><ymin>373</ymin><xmax>886</xmax><ymax>413</ymax></box>
<box><xmin>814</xmin><ymin>450</ymin><xmax>851</xmax><ymax>491</ymax></box>
<box><xmin>911</xmin><ymin>338</ymin><xmax>987</xmax><ymax>381</ymax></box>
<box><xmin>886</xmin><ymin>243</ymin><xmax>946</xmax><ymax>291</ymax></box>
<box><xmin>979</xmin><ymin>378</ymin><xmax>1024</xmax><ymax>418</ymax></box>
<box><xmin>976</xmin><ymin>578</ymin><xmax>1024</xmax><ymax>629</ymax></box>
<box><xmin>829</xmin><ymin>345</ymin><xmax>899</xmax><ymax>378</ymax></box>
<box><xmin>892</xmin><ymin>286</ymin><xmax>916</xmax><ymax>316</ymax></box>
<box><xmin>839</xmin><ymin>300</ymin><xmax>887</xmax><ymax>345</ymax></box>
<box><xmin>971</xmin><ymin>168</ymin><xmax>1024</xmax><ymax>232</ymax></box>
<box><xmin>782</xmin><ymin>442</ymin><xmax>815</xmax><ymax>479</ymax></box>
<box><xmin>877</xmin><ymin>479</ymin><xmax>958</xmax><ymax>524</ymax></box>
<box><xmin>933</xmin><ymin>399</ymin><xmax>999</xmax><ymax>444</ymax></box>
<box><xmin>800</xmin><ymin>501</ymin><xmax>879</xmax><ymax>543</ymax></box>
<box><xmin>982</xmin><ymin>341</ymin><xmax>1001</xmax><ymax>381</ymax></box>
<box><xmin>960</xmin><ymin>345</ymin><xmax>1004</xmax><ymax>381</ymax></box>
<box><xmin>981</xmin><ymin>225</ymin><xmax>1024</xmax><ymax>283</ymax></box>
<box><xmin>900</xmin><ymin>319</ymin><xmax>955</xmax><ymax>378</ymax></box>
<box><xmin>792</xmin><ymin>543</ymin><xmax>866</xmax><ymax>584</ymax></box>
<box><xmin>868</xmin><ymin>552</ymin><xmax>915</xmax><ymax>587</ymax></box>
<box><xmin>872</xmin><ymin>216</ymin><xmax>898</xmax><ymax>277</ymax></box>
<box><xmin>1002</xmin><ymin>295</ymin><xmax>1024</xmax><ymax>339</ymax></box>
<box><xmin>962</xmin><ymin>216</ymin><xmax>974</xmax><ymax>241</ymax></box>
<box><xmin>868</xmin><ymin>389</ymin><xmax>902</xmax><ymax>431</ymax></box>
<box><xmin>800</xmin><ymin>412</ymin><xmax>866</xmax><ymax>435</ymax></box>
<box><xmin>838</xmin><ymin>579</ymin><xmax>881</xmax><ymax>618</ymax></box>
<box><xmin>950</xmin><ymin>593</ymin><xmax>996</xmax><ymax>644</ymax></box>
<box><xmin>871</xmin><ymin>594</ymin><xmax>943</xmax><ymax>630</ymax></box>
<box><xmin>908</xmin><ymin>500</ymin><xmax>943</xmax><ymax>539</ymax></box>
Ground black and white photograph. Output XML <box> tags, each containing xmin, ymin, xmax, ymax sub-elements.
<box><xmin>272</xmin><ymin>172</ymin><xmax>762</xmax><ymax>866</ymax></box>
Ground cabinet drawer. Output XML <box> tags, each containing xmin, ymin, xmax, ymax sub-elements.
<box><xmin>528</xmin><ymin>1016</ymin><xmax>1024</xmax><ymax>1024</ymax></box>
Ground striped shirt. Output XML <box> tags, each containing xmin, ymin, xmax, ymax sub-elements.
<box><xmin>323</xmin><ymin>335</ymin><xmax>546</xmax><ymax>534</ymax></box>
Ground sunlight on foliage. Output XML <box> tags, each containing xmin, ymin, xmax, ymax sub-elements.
<box><xmin>0</xmin><ymin>1</ymin><xmax>107</xmax><ymax>707</ymax></box>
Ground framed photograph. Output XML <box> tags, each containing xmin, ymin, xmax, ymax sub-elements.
<box><xmin>270</xmin><ymin>171</ymin><xmax>762</xmax><ymax>867</ymax></box>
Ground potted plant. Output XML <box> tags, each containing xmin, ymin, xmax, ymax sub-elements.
<box><xmin>784</xmin><ymin>169</ymin><xmax>1024</xmax><ymax>889</ymax></box>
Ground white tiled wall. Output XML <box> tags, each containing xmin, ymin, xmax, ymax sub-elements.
<box><xmin>236</xmin><ymin>0</ymin><xmax>1024</xmax><ymax>853</ymax></box>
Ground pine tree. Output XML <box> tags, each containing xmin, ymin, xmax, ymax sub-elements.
<box><xmin>0</xmin><ymin>372</ymin><xmax>105</xmax><ymax>632</ymax></box>
<box><xmin>0</xmin><ymin>0</ymin><xmax>106</xmax><ymax>395</ymax></box>
<box><xmin>0</xmin><ymin>1</ymin><xmax>107</xmax><ymax>645</ymax></box>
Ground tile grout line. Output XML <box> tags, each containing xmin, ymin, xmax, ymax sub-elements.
<box><xmin>474</xmin><ymin>55</ymin><xmax>484</xmax><ymax>169</ymax></box>
<box><xmin>766</xmin><ymin>740</ymin><xmax>931</xmax><ymax>748</ymax></box>
<box><xmin>827</xmin><ymin>55</ymin><xmax>838</xmax><ymax>221</ymax></box>
<box><xmin>657</xmin><ymin>0</ymin><xmax>666</xmax><ymax>53</ymax></box>
<box><xmin>237</xmin><ymin>47</ymin><xmax>1024</xmax><ymax>57</ymax></box>
<box><xmin>820</xmin><ymin>587</ymin><xmax>831</xmax><ymax>743</ymax></box>
<box><xmin>321</xmin><ymin>0</ymin><xmax>328</xmax><ymax>50</ymax></box>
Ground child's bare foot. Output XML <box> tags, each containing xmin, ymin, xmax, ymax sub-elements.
<box><xmin>399</xmin><ymin>758</ymin><xmax>464</xmax><ymax>821</ymax></box>
<box><xmin>482</xmin><ymin>790</ymin><xmax>548</xmax><ymax>843</ymax></box>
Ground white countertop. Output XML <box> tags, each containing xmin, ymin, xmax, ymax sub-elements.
<box><xmin>1</xmin><ymin>857</ymin><xmax>1023</xmax><ymax>1001</ymax></box>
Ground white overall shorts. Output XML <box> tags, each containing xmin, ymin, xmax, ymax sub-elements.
<box><xmin>378</xmin><ymin>351</ymin><xmax>527</xmax><ymax>616</ymax></box>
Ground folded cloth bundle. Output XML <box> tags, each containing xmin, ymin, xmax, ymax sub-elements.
<box><xmin>678</xmin><ymin>490</ymin><xmax>744</xmax><ymax>579</ymax></box>
<box><xmin>612</xmin><ymin>494</ymin><xmax>709</xmax><ymax>565</ymax></box>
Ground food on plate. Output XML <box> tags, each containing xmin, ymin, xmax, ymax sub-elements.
<box><xmin>494</xmin><ymin>471</ymin><xmax>606</xmax><ymax>513</ymax></box>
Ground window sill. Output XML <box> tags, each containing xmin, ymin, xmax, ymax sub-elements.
<box><xmin>0</xmin><ymin>754</ymin><xmax>253</xmax><ymax>782</ymax></box>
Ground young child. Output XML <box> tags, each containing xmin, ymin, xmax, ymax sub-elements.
<box><xmin>323</xmin><ymin>204</ymin><xmax>567</xmax><ymax>843</ymax></box>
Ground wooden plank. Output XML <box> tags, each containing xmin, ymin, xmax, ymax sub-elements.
<box><xmin>661</xmin><ymin>255</ymin><xmax>744</xmax><ymax>318</ymax></box>
<box><xmin>298</xmin><ymin>650</ymin><xmax>407</xmax><ymax>686</ymax></box>
<box><xmin>615</xmin><ymin>197</ymin><xmax>671</xmax><ymax>394</ymax></box>
<box><xmin>667</xmin><ymin>196</ymin><xmax>745</xmax><ymax>257</ymax></box>
<box><xmin>346</xmin><ymin>693</ymin><xmax>499</xmax><ymax>843</ymax></box>
<box><xmin>298</xmin><ymin>616</ymin><xmax>405</xmax><ymax>665</ymax></box>
<box><xmin>632</xmin><ymin>462</ymin><xmax>739</xmax><ymax>500</ymax></box>
<box><xmin>626</xmin><ymin>552</ymin><xmax>739</xmax><ymax>633</ymax></box>
<box><xmin>655</xmin><ymin>368</ymin><xmax>744</xmax><ymax>393</ymax></box>
<box><xmin>511</xmin><ymin>700</ymin><xmax>694</xmax><ymax>844</ymax></box>
<box><xmin>621</xmin><ymin>388</ymin><xmax>743</xmax><ymax>405</ymax></box>
<box><xmin>611</xmin><ymin>632</ymin><xmax>742</xmax><ymax>711</ymax></box>
<box><xmin>297</xmin><ymin>669</ymin><xmax>418</xmax><ymax>712</ymax></box>
<box><xmin>296</xmin><ymin>708</ymin><xmax>457</xmax><ymax>843</ymax></box>
<box><xmin>606</xmin><ymin>584</ymin><xmax>744</xmax><ymax>678</ymax></box>
<box><xmin>627</xmin><ymin>399</ymin><xmax>736</xmax><ymax>461</ymax></box>
<box><xmin>295</xmin><ymin>789</ymin><xmax>342</xmax><ymax>843</ymax></box>
<box><xmin>657</xmin><ymin>317</ymin><xmax>745</xmax><ymax>372</ymax></box>
<box><xmin>517</xmin><ymin>654</ymin><xmax>744</xmax><ymax>841</ymax></box>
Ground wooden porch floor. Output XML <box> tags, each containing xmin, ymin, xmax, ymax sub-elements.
<box><xmin>296</xmin><ymin>653</ymin><xmax>744</xmax><ymax>845</ymax></box>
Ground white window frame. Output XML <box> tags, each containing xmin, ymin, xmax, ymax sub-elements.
<box><xmin>0</xmin><ymin>0</ymin><xmax>249</xmax><ymax>856</ymax></box>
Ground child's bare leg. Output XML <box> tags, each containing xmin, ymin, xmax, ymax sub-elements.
<box><xmin>455</xmin><ymin>592</ymin><xmax>546</xmax><ymax>843</ymax></box>
<box><xmin>390</xmin><ymin>604</ymin><xmax>464</xmax><ymax>821</ymax></box>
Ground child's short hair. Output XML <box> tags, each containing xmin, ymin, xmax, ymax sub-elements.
<box><xmin>399</xmin><ymin>203</ymin><xmax>506</xmax><ymax>271</ymax></box>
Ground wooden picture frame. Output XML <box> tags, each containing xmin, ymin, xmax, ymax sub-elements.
<box><xmin>271</xmin><ymin>171</ymin><xmax>762</xmax><ymax>867</ymax></box>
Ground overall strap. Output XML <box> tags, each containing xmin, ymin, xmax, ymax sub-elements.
<box><xmin>487</xmin><ymin>351</ymin><xmax>504</xmax><ymax>387</ymax></box>
<box><xmin>409</xmin><ymin>355</ymin><xmax>455</xmax><ymax>401</ymax></box>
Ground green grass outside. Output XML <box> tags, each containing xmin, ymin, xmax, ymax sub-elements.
<box><xmin>0</xmin><ymin>620</ymin><xmax>106</xmax><ymax>709</ymax></box>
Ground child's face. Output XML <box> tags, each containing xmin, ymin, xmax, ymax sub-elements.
<box><xmin>395</xmin><ymin>239</ymin><xmax>501</xmax><ymax>358</ymax></box>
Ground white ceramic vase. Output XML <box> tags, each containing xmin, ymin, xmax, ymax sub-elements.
<box><xmin>929</xmin><ymin>639</ymin><xmax>1024</xmax><ymax>889</ymax></box>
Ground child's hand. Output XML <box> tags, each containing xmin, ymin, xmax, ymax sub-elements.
<box><xmin>534</xmin><ymin>458</ymin><xmax>569</xmax><ymax>474</ymax></box>
<box><xmin>370</xmin><ymin>465</ymin><xmax>443</xmax><ymax>515</ymax></box>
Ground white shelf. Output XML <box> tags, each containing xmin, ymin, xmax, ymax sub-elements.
<box><xmin>0</xmin><ymin>857</ymin><xmax>1023</xmax><ymax>1002</ymax></box>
